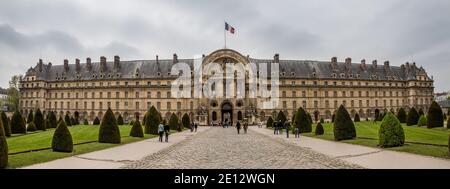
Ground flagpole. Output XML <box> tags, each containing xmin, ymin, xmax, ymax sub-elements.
<box><xmin>224</xmin><ymin>26</ymin><xmax>227</xmax><ymax>49</ymax></box>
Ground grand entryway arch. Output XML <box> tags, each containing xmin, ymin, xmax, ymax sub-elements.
<box><xmin>221</xmin><ymin>101</ymin><xmax>233</xmax><ymax>125</ymax></box>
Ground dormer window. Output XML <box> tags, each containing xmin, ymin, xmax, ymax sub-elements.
<box><xmin>291</xmin><ymin>72</ymin><xmax>295</xmax><ymax>76</ymax></box>
<box><xmin>349</xmin><ymin>74</ymin><xmax>353</xmax><ymax>78</ymax></box>
<box><xmin>357</xmin><ymin>74</ymin><xmax>361</xmax><ymax>78</ymax></box>
<box><xmin>332</xmin><ymin>73</ymin><xmax>337</xmax><ymax>78</ymax></box>
<box><xmin>312</xmin><ymin>72</ymin><xmax>317</xmax><ymax>78</ymax></box>
<box><xmin>157</xmin><ymin>72</ymin><xmax>161</xmax><ymax>76</ymax></box>
<box><xmin>340</xmin><ymin>73</ymin><xmax>345</xmax><ymax>78</ymax></box>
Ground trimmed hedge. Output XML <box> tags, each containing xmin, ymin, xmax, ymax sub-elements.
<box><xmin>295</xmin><ymin>107</ymin><xmax>312</xmax><ymax>133</ymax></box>
<box><xmin>1</xmin><ymin>111</ymin><xmax>11</xmax><ymax>137</ymax></box>
<box><xmin>27</xmin><ymin>122</ymin><xmax>37</xmax><ymax>132</ymax></box>
<box><xmin>11</xmin><ymin>111</ymin><xmax>26</xmax><ymax>134</ymax></box>
<box><xmin>48</xmin><ymin>111</ymin><xmax>57</xmax><ymax>128</ymax></box>
<box><xmin>354</xmin><ymin>113</ymin><xmax>360</xmax><ymax>122</ymax></box>
<box><xmin>406</xmin><ymin>107</ymin><xmax>419</xmax><ymax>126</ymax></box>
<box><xmin>320</xmin><ymin>118</ymin><xmax>324</xmax><ymax>124</ymax></box>
<box><xmin>70</xmin><ymin>117</ymin><xmax>76</xmax><ymax>126</ymax></box>
<box><xmin>379</xmin><ymin>112</ymin><xmax>405</xmax><ymax>147</ymax></box>
<box><xmin>418</xmin><ymin>109</ymin><xmax>424</xmax><ymax>116</ymax></box>
<box><xmin>93</xmin><ymin>117</ymin><xmax>100</xmax><ymax>125</ymax></box>
<box><xmin>276</xmin><ymin>111</ymin><xmax>287</xmax><ymax>124</ymax></box>
<box><xmin>169</xmin><ymin>113</ymin><xmax>179</xmax><ymax>131</ymax></box>
<box><xmin>117</xmin><ymin>114</ymin><xmax>124</xmax><ymax>125</ymax></box>
<box><xmin>98</xmin><ymin>108</ymin><xmax>121</xmax><ymax>144</ymax></box>
<box><xmin>130</xmin><ymin>120</ymin><xmax>144</xmax><ymax>138</ymax></box>
<box><xmin>64</xmin><ymin>114</ymin><xmax>72</xmax><ymax>126</ymax></box>
<box><xmin>417</xmin><ymin>115</ymin><xmax>427</xmax><ymax>127</ymax></box>
<box><xmin>0</xmin><ymin>116</ymin><xmax>8</xmax><ymax>168</ymax></box>
<box><xmin>182</xmin><ymin>113</ymin><xmax>190</xmax><ymax>130</ymax></box>
<box><xmin>333</xmin><ymin>105</ymin><xmax>356</xmax><ymax>141</ymax></box>
<box><xmin>144</xmin><ymin>106</ymin><xmax>161</xmax><ymax>135</ymax></box>
<box><xmin>427</xmin><ymin>101</ymin><xmax>444</xmax><ymax>128</ymax></box>
<box><xmin>51</xmin><ymin>119</ymin><xmax>73</xmax><ymax>152</ymax></box>
<box><xmin>397</xmin><ymin>108</ymin><xmax>407</xmax><ymax>124</ymax></box>
<box><xmin>83</xmin><ymin>119</ymin><xmax>89</xmax><ymax>125</ymax></box>
<box><xmin>27</xmin><ymin>111</ymin><xmax>33</xmax><ymax>124</ymax></box>
<box><xmin>34</xmin><ymin>108</ymin><xmax>45</xmax><ymax>131</ymax></box>
<box><xmin>266</xmin><ymin>117</ymin><xmax>274</xmax><ymax>128</ymax></box>
<box><xmin>315</xmin><ymin>122</ymin><xmax>324</xmax><ymax>135</ymax></box>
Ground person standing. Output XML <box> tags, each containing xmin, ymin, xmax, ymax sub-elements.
<box><xmin>190</xmin><ymin>122</ymin><xmax>194</xmax><ymax>132</ymax></box>
<box><xmin>236</xmin><ymin>121</ymin><xmax>241</xmax><ymax>134</ymax></box>
<box><xmin>164</xmin><ymin>123</ymin><xmax>170</xmax><ymax>142</ymax></box>
<box><xmin>158</xmin><ymin>123</ymin><xmax>165</xmax><ymax>142</ymax></box>
<box><xmin>194</xmin><ymin>122</ymin><xmax>198</xmax><ymax>132</ymax></box>
<box><xmin>284</xmin><ymin>121</ymin><xmax>290</xmax><ymax>138</ymax></box>
<box><xmin>243</xmin><ymin>122</ymin><xmax>248</xmax><ymax>134</ymax></box>
<box><xmin>294</xmin><ymin>124</ymin><xmax>300</xmax><ymax>138</ymax></box>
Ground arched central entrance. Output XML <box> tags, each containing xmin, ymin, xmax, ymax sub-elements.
<box><xmin>221</xmin><ymin>102</ymin><xmax>233</xmax><ymax>125</ymax></box>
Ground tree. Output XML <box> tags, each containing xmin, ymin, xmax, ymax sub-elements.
<box><xmin>0</xmin><ymin>117</ymin><xmax>8</xmax><ymax>168</ymax></box>
<box><xmin>182</xmin><ymin>113</ymin><xmax>190</xmax><ymax>130</ymax></box>
<box><xmin>333</xmin><ymin>105</ymin><xmax>356</xmax><ymax>141</ymax></box>
<box><xmin>266</xmin><ymin>117</ymin><xmax>274</xmax><ymax>128</ymax></box>
<box><xmin>34</xmin><ymin>108</ymin><xmax>45</xmax><ymax>130</ymax></box>
<box><xmin>294</xmin><ymin>107</ymin><xmax>312</xmax><ymax>133</ymax></box>
<box><xmin>144</xmin><ymin>106</ymin><xmax>161</xmax><ymax>135</ymax></box>
<box><xmin>417</xmin><ymin>115</ymin><xmax>427</xmax><ymax>127</ymax></box>
<box><xmin>117</xmin><ymin>114</ymin><xmax>124</xmax><ymax>125</ymax></box>
<box><xmin>418</xmin><ymin>109</ymin><xmax>424</xmax><ymax>116</ymax></box>
<box><xmin>276</xmin><ymin>111</ymin><xmax>287</xmax><ymax>124</ymax></box>
<box><xmin>11</xmin><ymin>111</ymin><xmax>26</xmax><ymax>134</ymax></box>
<box><xmin>98</xmin><ymin>108</ymin><xmax>121</xmax><ymax>143</ymax></box>
<box><xmin>51</xmin><ymin>119</ymin><xmax>73</xmax><ymax>152</ymax></box>
<box><xmin>315</xmin><ymin>122</ymin><xmax>324</xmax><ymax>135</ymax></box>
<box><xmin>169</xmin><ymin>113</ymin><xmax>180</xmax><ymax>131</ymax></box>
<box><xmin>93</xmin><ymin>117</ymin><xmax>100</xmax><ymax>125</ymax></box>
<box><xmin>427</xmin><ymin>101</ymin><xmax>444</xmax><ymax>128</ymax></box>
<box><xmin>83</xmin><ymin>119</ymin><xmax>89</xmax><ymax>125</ymax></box>
<box><xmin>397</xmin><ymin>108</ymin><xmax>407</xmax><ymax>124</ymax></box>
<box><xmin>27</xmin><ymin>111</ymin><xmax>33</xmax><ymax>124</ymax></box>
<box><xmin>379</xmin><ymin>112</ymin><xmax>405</xmax><ymax>147</ymax></box>
<box><xmin>406</xmin><ymin>107</ymin><xmax>420</xmax><ymax>126</ymax></box>
<box><xmin>354</xmin><ymin>113</ymin><xmax>360</xmax><ymax>122</ymax></box>
<box><xmin>320</xmin><ymin>118</ymin><xmax>324</xmax><ymax>124</ymax></box>
<box><xmin>70</xmin><ymin>116</ymin><xmax>76</xmax><ymax>126</ymax></box>
<box><xmin>130</xmin><ymin>119</ymin><xmax>144</xmax><ymax>138</ymax></box>
<box><xmin>1</xmin><ymin>111</ymin><xmax>11</xmax><ymax>137</ymax></box>
<box><xmin>27</xmin><ymin>122</ymin><xmax>37</xmax><ymax>132</ymax></box>
<box><xmin>331</xmin><ymin>114</ymin><xmax>335</xmax><ymax>123</ymax></box>
<box><xmin>64</xmin><ymin>114</ymin><xmax>72</xmax><ymax>126</ymax></box>
<box><xmin>6</xmin><ymin>75</ymin><xmax>22</xmax><ymax>112</ymax></box>
<box><xmin>447</xmin><ymin>116</ymin><xmax>450</xmax><ymax>129</ymax></box>
<box><xmin>48</xmin><ymin>111</ymin><xmax>57</xmax><ymax>128</ymax></box>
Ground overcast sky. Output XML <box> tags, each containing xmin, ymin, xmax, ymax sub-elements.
<box><xmin>0</xmin><ymin>0</ymin><xmax>449</xmax><ymax>91</ymax></box>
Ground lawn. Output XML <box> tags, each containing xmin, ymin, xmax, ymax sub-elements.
<box><xmin>301</xmin><ymin>121</ymin><xmax>450</xmax><ymax>159</ymax></box>
<box><xmin>6</xmin><ymin>125</ymin><xmax>157</xmax><ymax>168</ymax></box>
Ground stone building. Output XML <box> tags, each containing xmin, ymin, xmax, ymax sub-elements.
<box><xmin>19</xmin><ymin>48</ymin><xmax>434</xmax><ymax>125</ymax></box>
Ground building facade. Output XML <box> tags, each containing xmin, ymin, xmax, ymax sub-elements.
<box><xmin>19</xmin><ymin>49</ymin><xmax>434</xmax><ymax>125</ymax></box>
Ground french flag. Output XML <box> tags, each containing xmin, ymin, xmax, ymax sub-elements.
<box><xmin>225</xmin><ymin>22</ymin><xmax>235</xmax><ymax>34</ymax></box>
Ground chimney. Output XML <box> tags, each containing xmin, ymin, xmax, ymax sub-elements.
<box><xmin>384</xmin><ymin>60</ymin><xmax>390</xmax><ymax>70</ymax></box>
<box><xmin>100</xmin><ymin>56</ymin><xmax>107</xmax><ymax>72</ymax></box>
<box><xmin>372</xmin><ymin>60</ymin><xmax>377</xmax><ymax>68</ymax></box>
<box><xmin>64</xmin><ymin>59</ymin><xmax>69</xmax><ymax>72</ymax></box>
<box><xmin>38</xmin><ymin>59</ymin><xmax>43</xmax><ymax>72</ymax></box>
<box><xmin>114</xmin><ymin>55</ymin><xmax>120</xmax><ymax>70</ymax></box>
<box><xmin>86</xmin><ymin>57</ymin><xmax>92</xmax><ymax>71</ymax></box>
<box><xmin>156</xmin><ymin>55</ymin><xmax>159</xmax><ymax>64</ymax></box>
<box><xmin>274</xmin><ymin>54</ymin><xmax>279</xmax><ymax>63</ymax></box>
<box><xmin>331</xmin><ymin>57</ymin><xmax>338</xmax><ymax>69</ymax></box>
<box><xmin>74</xmin><ymin>59</ymin><xmax>80</xmax><ymax>72</ymax></box>
<box><xmin>173</xmin><ymin>53</ymin><xmax>178</xmax><ymax>64</ymax></box>
<box><xmin>345</xmin><ymin>57</ymin><xmax>352</xmax><ymax>69</ymax></box>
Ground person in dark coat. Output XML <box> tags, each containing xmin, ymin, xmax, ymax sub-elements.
<box><xmin>236</xmin><ymin>121</ymin><xmax>241</xmax><ymax>134</ymax></box>
<box><xmin>284</xmin><ymin>121</ymin><xmax>290</xmax><ymax>138</ymax></box>
<box><xmin>164</xmin><ymin>123</ymin><xmax>170</xmax><ymax>142</ymax></box>
<box><xmin>194</xmin><ymin>122</ymin><xmax>198</xmax><ymax>132</ymax></box>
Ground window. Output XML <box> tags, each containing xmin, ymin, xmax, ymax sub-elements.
<box><xmin>136</xmin><ymin>102</ymin><xmax>139</xmax><ymax>110</ymax></box>
<box><xmin>177</xmin><ymin>102</ymin><xmax>181</xmax><ymax>109</ymax></box>
<box><xmin>136</xmin><ymin>92</ymin><xmax>139</xmax><ymax>98</ymax></box>
<box><xmin>167</xmin><ymin>102</ymin><xmax>171</xmax><ymax>110</ymax></box>
<box><xmin>147</xmin><ymin>92</ymin><xmax>151</xmax><ymax>98</ymax></box>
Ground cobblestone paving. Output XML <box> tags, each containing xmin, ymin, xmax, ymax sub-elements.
<box><xmin>121</xmin><ymin>127</ymin><xmax>362</xmax><ymax>169</ymax></box>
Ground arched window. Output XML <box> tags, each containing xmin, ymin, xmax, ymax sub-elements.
<box><xmin>212</xmin><ymin>111</ymin><xmax>217</xmax><ymax>121</ymax></box>
<box><xmin>237</xmin><ymin>111</ymin><xmax>243</xmax><ymax>121</ymax></box>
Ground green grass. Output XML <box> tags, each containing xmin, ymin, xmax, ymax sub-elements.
<box><xmin>301</xmin><ymin>121</ymin><xmax>450</xmax><ymax>159</ymax></box>
<box><xmin>6</xmin><ymin>124</ymin><xmax>157</xmax><ymax>168</ymax></box>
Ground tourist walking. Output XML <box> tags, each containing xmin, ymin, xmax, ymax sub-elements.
<box><xmin>243</xmin><ymin>122</ymin><xmax>248</xmax><ymax>134</ymax></box>
<box><xmin>273</xmin><ymin>122</ymin><xmax>278</xmax><ymax>135</ymax></box>
<box><xmin>158</xmin><ymin>123</ymin><xmax>165</xmax><ymax>142</ymax></box>
<box><xmin>236</xmin><ymin>121</ymin><xmax>241</xmax><ymax>134</ymax></box>
<box><xmin>284</xmin><ymin>121</ymin><xmax>290</xmax><ymax>138</ymax></box>
<box><xmin>278</xmin><ymin>121</ymin><xmax>284</xmax><ymax>135</ymax></box>
<box><xmin>294</xmin><ymin>126</ymin><xmax>300</xmax><ymax>138</ymax></box>
<box><xmin>258</xmin><ymin>122</ymin><xmax>262</xmax><ymax>128</ymax></box>
<box><xmin>190</xmin><ymin>122</ymin><xmax>194</xmax><ymax>132</ymax></box>
<box><xmin>164</xmin><ymin>123</ymin><xmax>170</xmax><ymax>142</ymax></box>
<box><xmin>194</xmin><ymin>122</ymin><xmax>198</xmax><ymax>132</ymax></box>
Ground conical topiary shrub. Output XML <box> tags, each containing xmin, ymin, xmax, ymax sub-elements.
<box><xmin>144</xmin><ymin>106</ymin><xmax>161</xmax><ymax>135</ymax></box>
<box><xmin>11</xmin><ymin>111</ymin><xmax>26</xmax><ymax>134</ymax></box>
<box><xmin>320</xmin><ymin>117</ymin><xmax>324</xmax><ymax>124</ymax></box>
<box><xmin>182</xmin><ymin>113</ymin><xmax>190</xmax><ymax>130</ymax></box>
<box><xmin>48</xmin><ymin>111</ymin><xmax>57</xmax><ymax>128</ymax></box>
<box><xmin>64</xmin><ymin>114</ymin><xmax>72</xmax><ymax>126</ymax></box>
<box><xmin>98</xmin><ymin>108</ymin><xmax>121</xmax><ymax>144</ymax></box>
<box><xmin>331</xmin><ymin>114</ymin><xmax>335</xmax><ymax>123</ymax></box>
<box><xmin>276</xmin><ymin>111</ymin><xmax>287</xmax><ymax>124</ymax></box>
<box><xmin>70</xmin><ymin>117</ymin><xmax>76</xmax><ymax>126</ymax></box>
<box><xmin>427</xmin><ymin>101</ymin><xmax>444</xmax><ymax>128</ymax></box>
<box><xmin>397</xmin><ymin>108</ymin><xmax>407</xmax><ymax>124</ymax></box>
<box><xmin>0</xmin><ymin>117</ymin><xmax>8</xmax><ymax>169</ymax></box>
<box><xmin>333</xmin><ymin>105</ymin><xmax>356</xmax><ymax>141</ymax></box>
<box><xmin>447</xmin><ymin>116</ymin><xmax>450</xmax><ymax>129</ymax></box>
<box><xmin>417</xmin><ymin>115</ymin><xmax>427</xmax><ymax>127</ymax></box>
<box><xmin>315</xmin><ymin>122</ymin><xmax>324</xmax><ymax>135</ymax></box>
<box><xmin>406</xmin><ymin>107</ymin><xmax>419</xmax><ymax>126</ymax></box>
<box><xmin>418</xmin><ymin>109</ymin><xmax>424</xmax><ymax>116</ymax></box>
<box><xmin>27</xmin><ymin>111</ymin><xmax>33</xmax><ymax>124</ymax></box>
<box><xmin>93</xmin><ymin>117</ymin><xmax>100</xmax><ymax>125</ymax></box>
<box><xmin>83</xmin><ymin>119</ymin><xmax>89</xmax><ymax>125</ymax></box>
<box><xmin>51</xmin><ymin>119</ymin><xmax>73</xmax><ymax>152</ymax></box>
<box><xmin>295</xmin><ymin>107</ymin><xmax>312</xmax><ymax>133</ymax></box>
<box><xmin>130</xmin><ymin>119</ymin><xmax>144</xmax><ymax>138</ymax></box>
<box><xmin>266</xmin><ymin>117</ymin><xmax>274</xmax><ymax>128</ymax></box>
<box><xmin>34</xmin><ymin>108</ymin><xmax>45</xmax><ymax>131</ymax></box>
<box><xmin>27</xmin><ymin>122</ymin><xmax>37</xmax><ymax>132</ymax></box>
<box><xmin>1</xmin><ymin>111</ymin><xmax>11</xmax><ymax>137</ymax></box>
<box><xmin>354</xmin><ymin>113</ymin><xmax>360</xmax><ymax>122</ymax></box>
<box><xmin>379</xmin><ymin>112</ymin><xmax>405</xmax><ymax>147</ymax></box>
<box><xmin>169</xmin><ymin>113</ymin><xmax>179</xmax><ymax>131</ymax></box>
<box><xmin>117</xmin><ymin>114</ymin><xmax>124</xmax><ymax>125</ymax></box>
